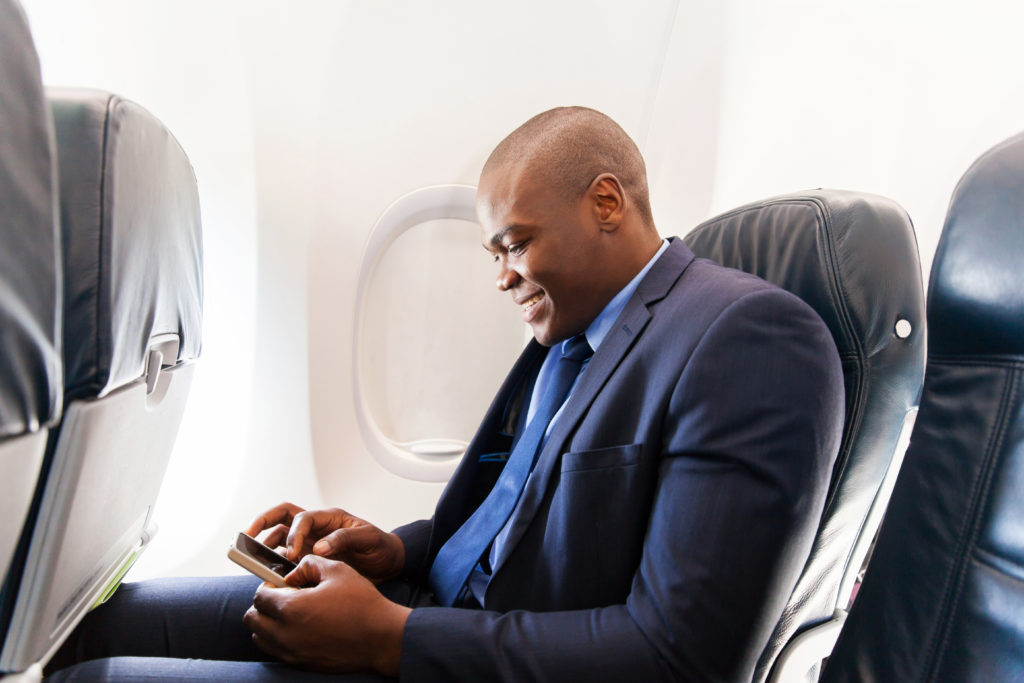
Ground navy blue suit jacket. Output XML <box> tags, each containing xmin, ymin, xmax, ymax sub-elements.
<box><xmin>393</xmin><ymin>239</ymin><xmax>845</xmax><ymax>681</ymax></box>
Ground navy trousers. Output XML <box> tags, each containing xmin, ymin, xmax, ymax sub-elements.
<box><xmin>45</xmin><ymin>575</ymin><xmax>433</xmax><ymax>681</ymax></box>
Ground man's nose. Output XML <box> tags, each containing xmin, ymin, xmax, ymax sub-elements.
<box><xmin>496</xmin><ymin>260</ymin><xmax>520</xmax><ymax>291</ymax></box>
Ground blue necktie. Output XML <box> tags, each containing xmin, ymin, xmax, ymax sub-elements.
<box><xmin>428</xmin><ymin>334</ymin><xmax>594</xmax><ymax>606</ymax></box>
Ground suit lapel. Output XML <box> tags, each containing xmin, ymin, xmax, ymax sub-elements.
<box><xmin>489</xmin><ymin>239</ymin><xmax>695</xmax><ymax>574</ymax></box>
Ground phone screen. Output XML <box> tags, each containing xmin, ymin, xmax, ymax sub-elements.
<box><xmin>236</xmin><ymin>532</ymin><xmax>297</xmax><ymax>577</ymax></box>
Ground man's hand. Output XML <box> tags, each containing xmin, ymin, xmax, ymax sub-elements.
<box><xmin>245</xmin><ymin>503</ymin><xmax>405</xmax><ymax>583</ymax></box>
<box><xmin>243</xmin><ymin>556</ymin><xmax>411</xmax><ymax>675</ymax></box>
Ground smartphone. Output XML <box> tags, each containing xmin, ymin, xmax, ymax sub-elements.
<box><xmin>227</xmin><ymin>532</ymin><xmax>297</xmax><ymax>587</ymax></box>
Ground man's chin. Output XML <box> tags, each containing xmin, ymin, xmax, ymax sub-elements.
<box><xmin>530</xmin><ymin>324</ymin><xmax>557</xmax><ymax>347</ymax></box>
<box><xmin>531</xmin><ymin>325</ymin><xmax>578</xmax><ymax>348</ymax></box>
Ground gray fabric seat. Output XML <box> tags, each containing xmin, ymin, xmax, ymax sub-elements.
<box><xmin>0</xmin><ymin>84</ymin><xmax>203</xmax><ymax>672</ymax></box>
<box><xmin>684</xmin><ymin>190</ymin><xmax>927</xmax><ymax>681</ymax></box>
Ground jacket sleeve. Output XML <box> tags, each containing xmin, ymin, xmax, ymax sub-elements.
<box><xmin>392</xmin><ymin>519</ymin><xmax>433</xmax><ymax>581</ymax></box>
<box><xmin>399</xmin><ymin>289</ymin><xmax>845</xmax><ymax>681</ymax></box>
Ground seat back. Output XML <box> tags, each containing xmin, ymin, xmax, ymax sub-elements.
<box><xmin>684</xmin><ymin>190</ymin><xmax>926</xmax><ymax>681</ymax></box>
<box><xmin>823</xmin><ymin>132</ymin><xmax>1024</xmax><ymax>682</ymax></box>
<box><xmin>0</xmin><ymin>89</ymin><xmax>203</xmax><ymax>672</ymax></box>
<box><xmin>0</xmin><ymin>0</ymin><xmax>62</xmax><ymax>584</ymax></box>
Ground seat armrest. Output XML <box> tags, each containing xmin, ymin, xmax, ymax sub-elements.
<box><xmin>768</xmin><ymin>609</ymin><xmax>848</xmax><ymax>683</ymax></box>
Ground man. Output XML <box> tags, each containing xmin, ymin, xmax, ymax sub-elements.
<box><xmin>48</xmin><ymin>107</ymin><xmax>843</xmax><ymax>681</ymax></box>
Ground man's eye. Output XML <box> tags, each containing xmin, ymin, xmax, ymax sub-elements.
<box><xmin>507</xmin><ymin>242</ymin><xmax>525</xmax><ymax>255</ymax></box>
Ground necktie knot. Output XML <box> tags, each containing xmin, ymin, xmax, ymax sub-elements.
<box><xmin>561</xmin><ymin>334</ymin><xmax>593</xmax><ymax>363</ymax></box>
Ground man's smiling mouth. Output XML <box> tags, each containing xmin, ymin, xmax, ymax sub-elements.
<box><xmin>522</xmin><ymin>293</ymin><xmax>544</xmax><ymax>311</ymax></box>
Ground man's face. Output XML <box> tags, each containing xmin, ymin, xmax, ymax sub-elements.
<box><xmin>478</xmin><ymin>167</ymin><xmax>612</xmax><ymax>346</ymax></box>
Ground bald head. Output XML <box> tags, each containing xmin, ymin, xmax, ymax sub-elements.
<box><xmin>477</xmin><ymin>107</ymin><xmax>664</xmax><ymax>345</ymax></box>
<box><xmin>481</xmin><ymin>107</ymin><xmax>655</xmax><ymax>227</ymax></box>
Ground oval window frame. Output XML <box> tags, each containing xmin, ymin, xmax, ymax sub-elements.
<box><xmin>352</xmin><ymin>184</ymin><xmax>480</xmax><ymax>482</ymax></box>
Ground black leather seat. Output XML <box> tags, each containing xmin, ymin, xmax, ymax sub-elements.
<box><xmin>823</xmin><ymin>131</ymin><xmax>1024</xmax><ymax>682</ymax></box>
<box><xmin>0</xmin><ymin>87</ymin><xmax>203</xmax><ymax>673</ymax></box>
<box><xmin>684</xmin><ymin>190</ymin><xmax>926</xmax><ymax>681</ymax></box>
<box><xmin>0</xmin><ymin>0</ymin><xmax>62</xmax><ymax>589</ymax></box>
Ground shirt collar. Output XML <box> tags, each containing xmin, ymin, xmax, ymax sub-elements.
<box><xmin>573</xmin><ymin>238</ymin><xmax>669</xmax><ymax>355</ymax></box>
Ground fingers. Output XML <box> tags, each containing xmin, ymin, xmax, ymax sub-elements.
<box><xmin>244</xmin><ymin>604</ymin><xmax>293</xmax><ymax>663</ymax></box>
<box><xmin>247</xmin><ymin>506</ymin><xmax>373</xmax><ymax>564</ymax></box>
<box><xmin>310</xmin><ymin>527</ymin><xmax>404</xmax><ymax>584</ymax></box>
<box><xmin>246</xmin><ymin>559</ymin><xmax>393</xmax><ymax>673</ymax></box>
<box><xmin>251</xmin><ymin>582</ymin><xmax>285</xmax><ymax>618</ymax></box>
<box><xmin>285</xmin><ymin>511</ymin><xmax>316</xmax><ymax>560</ymax></box>
<box><xmin>284</xmin><ymin>554</ymin><xmax>333</xmax><ymax>588</ymax></box>
<box><xmin>252</xmin><ymin>556</ymin><xmax>343</xmax><ymax>600</ymax></box>
<box><xmin>245</xmin><ymin>502</ymin><xmax>305</xmax><ymax>538</ymax></box>
<box><xmin>286</xmin><ymin>508</ymin><xmax>350</xmax><ymax>559</ymax></box>
<box><xmin>251</xmin><ymin>630</ymin><xmax>289</xmax><ymax>662</ymax></box>
<box><xmin>312</xmin><ymin>522</ymin><xmax>376</xmax><ymax>557</ymax></box>
<box><xmin>261</xmin><ymin>524</ymin><xmax>291</xmax><ymax>550</ymax></box>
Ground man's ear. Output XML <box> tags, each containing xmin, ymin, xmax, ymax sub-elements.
<box><xmin>588</xmin><ymin>173</ymin><xmax>626</xmax><ymax>232</ymax></box>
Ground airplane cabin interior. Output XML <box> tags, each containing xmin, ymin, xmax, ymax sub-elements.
<box><xmin>1</xmin><ymin>0</ymin><xmax>1022</xmax><ymax>681</ymax></box>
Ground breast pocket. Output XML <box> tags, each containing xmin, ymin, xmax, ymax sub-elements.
<box><xmin>554</xmin><ymin>443</ymin><xmax>651</xmax><ymax>604</ymax></box>
<box><xmin>560</xmin><ymin>442</ymin><xmax>644</xmax><ymax>473</ymax></box>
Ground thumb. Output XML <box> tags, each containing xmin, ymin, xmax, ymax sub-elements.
<box><xmin>285</xmin><ymin>554</ymin><xmax>331</xmax><ymax>588</ymax></box>
<box><xmin>313</xmin><ymin>525</ymin><xmax>373</xmax><ymax>557</ymax></box>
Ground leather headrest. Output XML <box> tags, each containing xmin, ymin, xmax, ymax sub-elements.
<box><xmin>928</xmin><ymin>131</ymin><xmax>1024</xmax><ymax>357</ymax></box>
<box><xmin>49</xmin><ymin>89</ymin><xmax>203</xmax><ymax>399</ymax></box>
<box><xmin>0</xmin><ymin>0</ymin><xmax>62</xmax><ymax>439</ymax></box>
<box><xmin>684</xmin><ymin>190</ymin><xmax>925</xmax><ymax>364</ymax></box>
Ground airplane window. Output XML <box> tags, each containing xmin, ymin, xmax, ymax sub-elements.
<box><xmin>358</xmin><ymin>215</ymin><xmax>525</xmax><ymax>476</ymax></box>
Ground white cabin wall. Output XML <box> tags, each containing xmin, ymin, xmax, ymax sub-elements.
<box><xmin>706</xmin><ymin>0</ymin><xmax>1024</xmax><ymax>279</ymax></box>
<box><xmin>18</xmin><ymin>0</ymin><xmax>1024</xmax><ymax>579</ymax></box>
<box><xmin>644</xmin><ymin>1</ymin><xmax>729</xmax><ymax>232</ymax></box>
